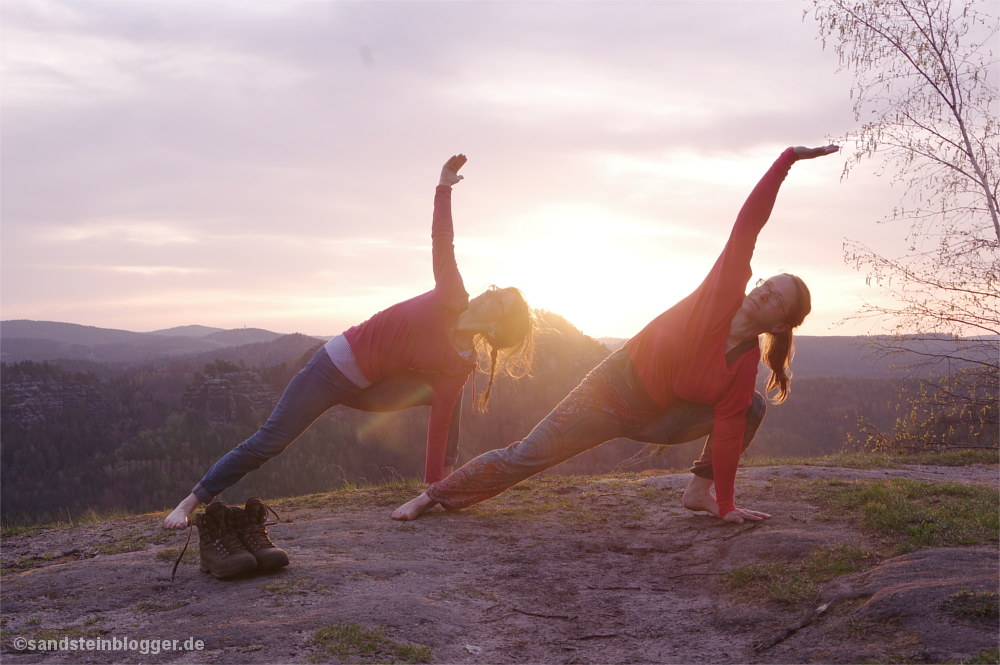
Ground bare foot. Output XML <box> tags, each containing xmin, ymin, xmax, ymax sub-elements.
<box><xmin>391</xmin><ymin>493</ymin><xmax>438</xmax><ymax>521</ymax></box>
<box><xmin>682</xmin><ymin>475</ymin><xmax>720</xmax><ymax>517</ymax></box>
<box><xmin>163</xmin><ymin>493</ymin><xmax>200</xmax><ymax>529</ymax></box>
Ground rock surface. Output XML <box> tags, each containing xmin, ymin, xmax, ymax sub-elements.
<box><xmin>1</xmin><ymin>464</ymin><xmax>997</xmax><ymax>664</ymax></box>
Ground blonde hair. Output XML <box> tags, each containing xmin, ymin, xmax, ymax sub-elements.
<box><xmin>472</xmin><ymin>286</ymin><xmax>535</xmax><ymax>411</ymax></box>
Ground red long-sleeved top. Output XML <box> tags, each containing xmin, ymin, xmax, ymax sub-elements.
<box><xmin>344</xmin><ymin>185</ymin><xmax>474</xmax><ymax>483</ymax></box>
<box><xmin>625</xmin><ymin>148</ymin><xmax>799</xmax><ymax>517</ymax></box>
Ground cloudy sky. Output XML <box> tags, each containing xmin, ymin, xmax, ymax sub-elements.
<box><xmin>1</xmin><ymin>0</ymin><xmax>936</xmax><ymax>338</ymax></box>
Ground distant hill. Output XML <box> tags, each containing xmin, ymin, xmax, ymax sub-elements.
<box><xmin>789</xmin><ymin>336</ymin><xmax>994</xmax><ymax>379</ymax></box>
<box><xmin>2</xmin><ymin>320</ymin><xmax>159</xmax><ymax>346</ymax></box>
<box><xmin>203</xmin><ymin>328</ymin><xmax>284</xmax><ymax>346</ymax></box>
<box><xmin>3</xmin><ymin>319</ymin><xmax>993</xmax><ymax>379</ymax></box>
<box><xmin>146</xmin><ymin>325</ymin><xmax>225</xmax><ymax>337</ymax></box>
<box><xmin>174</xmin><ymin>333</ymin><xmax>323</xmax><ymax>371</ymax></box>
<box><xmin>0</xmin><ymin>320</ymin><xmax>293</xmax><ymax>363</ymax></box>
<box><xmin>597</xmin><ymin>337</ymin><xmax>627</xmax><ymax>353</ymax></box>
<box><xmin>592</xmin><ymin>334</ymin><xmax>993</xmax><ymax>379</ymax></box>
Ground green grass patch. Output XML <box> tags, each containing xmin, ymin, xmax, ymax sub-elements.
<box><xmin>0</xmin><ymin>523</ymin><xmax>52</xmax><ymax>538</ymax></box>
<box><xmin>723</xmin><ymin>542</ymin><xmax>874</xmax><ymax>605</ymax></box>
<box><xmin>962</xmin><ymin>648</ymin><xmax>1000</xmax><ymax>664</ymax></box>
<box><xmin>156</xmin><ymin>546</ymin><xmax>198</xmax><ymax>565</ymax></box>
<box><xmin>95</xmin><ymin>531</ymin><xmax>150</xmax><ymax>555</ymax></box>
<box><xmin>809</xmin><ymin>479</ymin><xmax>999</xmax><ymax>553</ymax></box>
<box><xmin>2</xmin><ymin>507</ymin><xmax>137</xmax><ymax>533</ymax></box>
<box><xmin>74</xmin><ymin>507</ymin><xmax>134</xmax><ymax>524</ymax></box>
<box><xmin>475</xmin><ymin>492</ymin><xmax>600</xmax><ymax>523</ymax></box>
<box><xmin>947</xmin><ymin>588</ymin><xmax>999</xmax><ymax>620</ymax></box>
<box><xmin>310</xmin><ymin>623</ymin><xmax>430</xmax><ymax>663</ymax></box>
<box><xmin>742</xmin><ymin>451</ymin><xmax>898</xmax><ymax>470</ymax></box>
<box><xmin>2</xmin><ymin>552</ymin><xmax>60</xmax><ymax>575</ymax></box>
<box><xmin>277</xmin><ymin>478</ymin><xmax>427</xmax><ymax>513</ymax></box>
<box><xmin>743</xmin><ymin>448</ymin><xmax>998</xmax><ymax>470</ymax></box>
<box><xmin>897</xmin><ymin>448</ymin><xmax>999</xmax><ymax>467</ymax></box>
<box><xmin>278</xmin><ymin>472</ymin><xmax>654</xmax><ymax>524</ymax></box>
<box><xmin>5</xmin><ymin>625</ymin><xmax>103</xmax><ymax>641</ymax></box>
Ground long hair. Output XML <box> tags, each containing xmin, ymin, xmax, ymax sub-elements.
<box><xmin>761</xmin><ymin>274</ymin><xmax>811</xmax><ymax>404</ymax></box>
<box><xmin>472</xmin><ymin>286</ymin><xmax>535</xmax><ymax>411</ymax></box>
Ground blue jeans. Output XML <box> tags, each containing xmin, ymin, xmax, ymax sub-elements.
<box><xmin>192</xmin><ymin>347</ymin><xmax>464</xmax><ymax>503</ymax></box>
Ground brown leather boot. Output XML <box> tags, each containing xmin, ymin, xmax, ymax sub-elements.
<box><xmin>230</xmin><ymin>497</ymin><xmax>289</xmax><ymax>571</ymax></box>
<box><xmin>195</xmin><ymin>501</ymin><xmax>258</xmax><ymax>579</ymax></box>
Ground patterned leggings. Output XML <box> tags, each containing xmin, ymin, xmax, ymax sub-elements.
<box><xmin>427</xmin><ymin>350</ymin><xmax>765</xmax><ymax>510</ymax></box>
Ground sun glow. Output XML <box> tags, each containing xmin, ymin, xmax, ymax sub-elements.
<box><xmin>460</xmin><ymin>203</ymin><xmax>711</xmax><ymax>339</ymax></box>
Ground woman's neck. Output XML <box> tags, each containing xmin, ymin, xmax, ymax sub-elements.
<box><xmin>726</xmin><ymin>309</ymin><xmax>762</xmax><ymax>352</ymax></box>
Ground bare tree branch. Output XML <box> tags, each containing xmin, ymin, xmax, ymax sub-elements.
<box><xmin>809</xmin><ymin>0</ymin><xmax>999</xmax><ymax>450</ymax></box>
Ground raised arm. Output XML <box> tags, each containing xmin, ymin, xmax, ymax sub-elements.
<box><xmin>731</xmin><ymin>144</ymin><xmax>838</xmax><ymax>240</ymax></box>
<box><xmin>432</xmin><ymin>154</ymin><xmax>470</xmax><ymax>299</ymax></box>
<box><xmin>712</xmin><ymin>144</ymin><xmax>840</xmax><ymax>286</ymax></box>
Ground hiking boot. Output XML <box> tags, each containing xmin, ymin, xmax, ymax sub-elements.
<box><xmin>230</xmin><ymin>497</ymin><xmax>289</xmax><ymax>571</ymax></box>
<box><xmin>195</xmin><ymin>501</ymin><xmax>258</xmax><ymax>579</ymax></box>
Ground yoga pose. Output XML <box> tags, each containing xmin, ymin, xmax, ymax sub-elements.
<box><xmin>393</xmin><ymin>145</ymin><xmax>839</xmax><ymax>524</ymax></box>
<box><xmin>164</xmin><ymin>155</ymin><xmax>535</xmax><ymax>529</ymax></box>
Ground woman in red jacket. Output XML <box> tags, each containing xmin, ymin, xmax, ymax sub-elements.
<box><xmin>393</xmin><ymin>144</ymin><xmax>838</xmax><ymax>524</ymax></box>
<box><xmin>164</xmin><ymin>155</ymin><xmax>534</xmax><ymax>529</ymax></box>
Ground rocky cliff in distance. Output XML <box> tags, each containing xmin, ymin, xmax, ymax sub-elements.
<box><xmin>181</xmin><ymin>369</ymin><xmax>279</xmax><ymax>427</ymax></box>
<box><xmin>2</xmin><ymin>374</ymin><xmax>113</xmax><ymax>429</ymax></box>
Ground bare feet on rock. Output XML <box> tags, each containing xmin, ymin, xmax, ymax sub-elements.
<box><xmin>391</xmin><ymin>493</ymin><xmax>438</xmax><ymax>521</ymax></box>
<box><xmin>681</xmin><ymin>474</ymin><xmax>772</xmax><ymax>523</ymax></box>
<box><xmin>681</xmin><ymin>475</ymin><xmax>720</xmax><ymax>517</ymax></box>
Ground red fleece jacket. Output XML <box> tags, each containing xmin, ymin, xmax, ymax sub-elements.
<box><xmin>344</xmin><ymin>185</ymin><xmax>474</xmax><ymax>483</ymax></box>
<box><xmin>625</xmin><ymin>147</ymin><xmax>799</xmax><ymax>517</ymax></box>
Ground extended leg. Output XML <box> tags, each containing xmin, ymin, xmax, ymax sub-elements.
<box><xmin>410</xmin><ymin>362</ymin><xmax>652</xmax><ymax>515</ymax></box>
<box><xmin>192</xmin><ymin>348</ymin><xmax>361</xmax><ymax>502</ymax></box>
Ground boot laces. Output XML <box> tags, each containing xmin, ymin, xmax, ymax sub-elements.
<box><xmin>171</xmin><ymin>503</ymin><xmax>243</xmax><ymax>582</ymax></box>
<box><xmin>244</xmin><ymin>499</ymin><xmax>282</xmax><ymax>551</ymax></box>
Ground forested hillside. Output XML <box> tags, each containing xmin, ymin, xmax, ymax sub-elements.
<box><xmin>0</xmin><ymin>314</ymin><xmax>927</xmax><ymax>525</ymax></box>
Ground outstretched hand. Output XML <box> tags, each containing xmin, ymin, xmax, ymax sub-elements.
<box><xmin>793</xmin><ymin>144</ymin><xmax>839</xmax><ymax>160</ymax></box>
<box><xmin>722</xmin><ymin>507</ymin><xmax>772</xmax><ymax>524</ymax></box>
<box><xmin>440</xmin><ymin>154</ymin><xmax>467</xmax><ymax>187</ymax></box>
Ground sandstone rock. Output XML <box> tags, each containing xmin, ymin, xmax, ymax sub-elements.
<box><xmin>2</xmin><ymin>377</ymin><xmax>112</xmax><ymax>428</ymax></box>
<box><xmin>181</xmin><ymin>370</ymin><xmax>278</xmax><ymax>427</ymax></box>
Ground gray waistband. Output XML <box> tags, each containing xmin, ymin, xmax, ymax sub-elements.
<box><xmin>324</xmin><ymin>335</ymin><xmax>372</xmax><ymax>389</ymax></box>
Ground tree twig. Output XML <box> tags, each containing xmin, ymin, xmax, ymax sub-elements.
<box><xmin>512</xmin><ymin>607</ymin><xmax>577</xmax><ymax>621</ymax></box>
<box><xmin>572</xmin><ymin>634</ymin><xmax>619</xmax><ymax>640</ymax></box>
<box><xmin>752</xmin><ymin>602</ymin><xmax>831</xmax><ymax>652</ymax></box>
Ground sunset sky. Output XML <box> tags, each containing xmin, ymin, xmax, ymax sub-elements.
<box><xmin>0</xmin><ymin>0</ymin><xmax>949</xmax><ymax>339</ymax></box>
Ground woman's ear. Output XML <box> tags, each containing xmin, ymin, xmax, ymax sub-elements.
<box><xmin>770</xmin><ymin>322</ymin><xmax>791</xmax><ymax>335</ymax></box>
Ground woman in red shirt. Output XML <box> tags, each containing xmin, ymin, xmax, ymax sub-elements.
<box><xmin>164</xmin><ymin>155</ymin><xmax>534</xmax><ymax>530</ymax></box>
<box><xmin>393</xmin><ymin>145</ymin><xmax>838</xmax><ymax>524</ymax></box>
